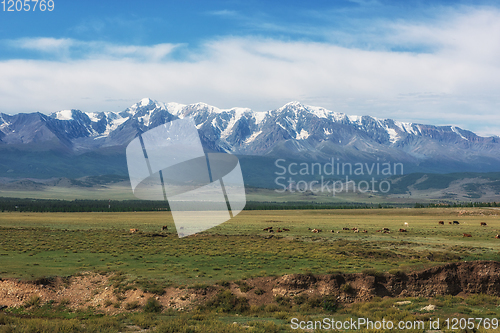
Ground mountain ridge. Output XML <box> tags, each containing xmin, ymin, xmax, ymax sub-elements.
<box><xmin>1</xmin><ymin>98</ymin><xmax>500</xmax><ymax>178</ymax></box>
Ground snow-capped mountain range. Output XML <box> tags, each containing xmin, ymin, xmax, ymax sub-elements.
<box><xmin>1</xmin><ymin>98</ymin><xmax>500</xmax><ymax>174</ymax></box>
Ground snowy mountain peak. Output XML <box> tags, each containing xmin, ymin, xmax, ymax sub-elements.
<box><xmin>139</xmin><ymin>98</ymin><xmax>154</xmax><ymax>107</ymax></box>
<box><xmin>277</xmin><ymin>101</ymin><xmax>305</xmax><ymax>112</ymax></box>
<box><xmin>284</xmin><ymin>101</ymin><xmax>303</xmax><ymax>107</ymax></box>
<box><xmin>51</xmin><ymin>109</ymin><xmax>78</xmax><ymax>121</ymax></box>
<box><xmin>165</xmin><ymin>102</ymin><xmax>187</xmax><ymax>116</ymax></box>
<box><xmin>2</xmin><ymin>98</ymin><xmax>500</xmax><ymax>174</ymax></box>
<box><xmin>120</xmin><ymin>98</ymin><xmax>166</xmax><ymax>118</ymax></box>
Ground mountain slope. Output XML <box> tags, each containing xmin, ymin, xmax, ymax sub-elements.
<box><xmin>1</xmin><ymin>98</ymin><xmax>500</xmax><ymax>179</ymax></box>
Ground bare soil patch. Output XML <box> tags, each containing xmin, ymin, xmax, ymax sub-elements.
<box><xmin>1</xmin><ymin>260</ymin><xmax>499</xmax><ymax>312</ymax></box>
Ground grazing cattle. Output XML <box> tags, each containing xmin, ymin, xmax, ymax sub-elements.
<box><xmin>129</xmin><ymin>228</ymin><xmax>139</xmax><ymax>234</ymax></box>
<box><xmin>463</xmin><ymin>233</ymin><xmax>472</xmax><ymax>237</ymax></box>
<box><xmin>330</xmin><ymin>230</ymin><xmax>335</xmax><ymax>233</ymax></box>
<box><xmin>276</xmin><ymin>228</ymin><xmax>282</xmax><ymax>233</ymax></box>
<box><xmin>448</xmin><ymin>222</ymin><xmax>452</xmax><ymax>224</ymax></box>
<box><xmin>161</xmin><ymin>225</ymin><xmax>168</xmax><ymax>231</ymax></box>
<box><xmin>480</xmin><ymin>222</ymin><xmax>487</xmax><ymax>226</ymax></box>
<box><xmin>495</xmin><ymin>235</ymin><xmax>500</xmax><ymax>239</ymax></box>
<box><xmin>383</xmin><ymin>230</ymin><xmax>391</xmax><ymax>234</ymax></box>
<box><xmin>354</xmin><ymin>229</ymin><xmax>359</xmax><ymax>233</ymax></box>
<box><xmin>383</xmin><ymin>227</ymin><xmax>390</xmax><ymax>231</ymax></box>
<box><xmin>311</xmin><ymin>228</ymin><xmax>322</xmax><ymax>233</ymax></box>
<box><xmin>263</xmin><ymin>226</ymin><xmax>273</xmax><ymax>231</ymax></box>
<box><xmin>282</xmin><ymin>228</ymin><xmax>290</xmax><ymax>232</ymax></box>
<box><xmin>404</xmin><ymin>222</ymin><xmax>409</xmax><ymax>226</ymax></box>
<box><xmin>362</xmin><ymin>230</ymin><xmax>368</xmax><ymax>233</ymax></box>
<box><xmin>352</xmin><ymin>227</ymin><xmax>358</xmax><ymax>231</ymax></box>
<box><xmin>438</xmin><ymin>221</ymin><xmax>444</xmax><ymax>225</ymax></box>
<box><xmin>343</xmin><ymin>227</ymin><xmax>350</xmax><ymax>231</ymax></box>
<box><xmin>268</xmin><ymin>229</ymin><xmax>274</xmax><ymax>233</ymax></box>
<box><xmin>453</xmin><ymin>221</ymin><xmax>460</xmax><ymax>225</ymax></box>
<box><xmin>399</xmin><ymin>228</ymin><xmax>407</xmax><ymax>232</ymax></box>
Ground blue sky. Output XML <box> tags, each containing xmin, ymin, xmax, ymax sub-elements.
<box><xmin>1</xmin><ymin>0</ymin><xmax>500</xmax><ymax>135</ymax></box>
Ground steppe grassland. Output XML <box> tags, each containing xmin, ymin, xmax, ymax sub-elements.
<box><xmin>0</xmin><ymin>208</ymin><xmax>498</xmax><ymax>285</ymax></box>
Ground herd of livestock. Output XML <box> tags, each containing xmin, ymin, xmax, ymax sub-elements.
<box><xmin>261</xmin><ymin>221</ymin><xmax>500</xmax><ymax>239</ymax></box>
<box><xmin>127</xmin><ymin>222</ymin><xmax>499</xmax><ymax>239</ymax></box>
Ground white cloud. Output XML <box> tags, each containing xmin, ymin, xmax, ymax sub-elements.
<box><xmin>0</xmin><ymin>8</ymin><xmax>499</xmax><ymax>136</ymax></box>
<box><xmin>207</xmin><ymin>9</ymin><xmax>239</xmax><ymax>17</ymax></box>
<box><xmin>5</xmin><ymin>38</ymin><xmax>179</xmax><ymax>62</ymax></box>
<box><xmin>10</xmin><ymin>37</ymin><xmax>74</xmax><ymax>52</ymax></box>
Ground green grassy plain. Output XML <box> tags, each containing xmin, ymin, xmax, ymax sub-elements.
<box><xmin>1</xmin><ymin>208</ymin><xmax>499</xmax><ymax>284</ymax></box>
<box><xmin>1</xmin><ymin>208</ymin><xmax>500</xmax><ymax>332</ymax></box>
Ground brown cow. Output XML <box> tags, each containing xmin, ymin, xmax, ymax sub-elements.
<box><xmin>282</xmin><ymin>228</ymin><xmax>290</xmax><ymax>232</ymax></box>
<box><xmin>263</xmin><ymin>226</ymin><xmax>273</xmax><ymax>231</ymax></box>
<box><xmin>480</xmin><ymin>222</ymin><xmax>487</xmax><ymax>226</ymax></box>
<box><xmin>276</xmin><ymin>228</ymin><xmax>282</xmax><ymax>233</ymax></box>
<box><xmin>495</xmin><ymin>234</ymin><xmax>499</xmax><ymax>239</ymax></box>
<box><xmin>342</xmin><ymin>227</ymin><xmax>350</xmax><ymax>231</ymax></box>
<box><xmin>362</xmin><ymin>230</ymin><xmax>368</xmax><ymax>233</ymax></box>
<box><xmin>463</xmin><ymin>233</ymin><xmax>472</xmax><ymax>237</ymax></box>
<box><xmin>129</xmin><ymin>228</ymin><xmax>139</xmax><ymax>234</ymax></box>
<box><xmin>438</xmin><ymin>221</ymin><xmax>444</xmax><ymax>225</ymax></box>
<box><xmin>399</xmin><ymin>228</ymin><xmax>407</xmax><ymax>232</ymax></box>
<box><xmin>311</xmin><ymin>228</ymin><xmax>322</xmax><ymax>233</ymax></box>
<box><xmin>448</xmin><ymin>221</ymin><xmax>452</xmax><ymax>224</ymax></box>
<box><xmin>161</xmin><ymin>225</ymin><xmax>168</xmax><ymax>231</ymax></box>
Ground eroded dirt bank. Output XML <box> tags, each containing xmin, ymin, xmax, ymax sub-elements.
<box><xmin>0</xmin><ymin>260</ymin><xmax>499</xmax><ymax>312</ymax></box>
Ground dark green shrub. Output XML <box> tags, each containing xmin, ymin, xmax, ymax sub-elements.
<box><xmin>322</xmin><ymin>295</ymin><xmax>338</xmax><ymax>312</ymax></box>
<box><xmin>202</xmin><ymin>290</ymin><xmax>249</xmax><ymax>313</ymax></box>
<box><xmin>306</xmin><ymin>296</ymin><xmax>322</xmax><ymax>308</ymax></box>
<box><xmin>341</xmin><ymin>283</ymin><xmax>354</xmax><ymax>294</ymax></box>
<box><xmin>235</xmin><ymin>280</ymin><xmax>253</xmax><ymax>292</ymax></box>
<box><xmin>23</xmin><ymin>295</ymin><xmax>41</xmax><ymax>308</ymax></box>
<box><xmin>274</xmin><ymin>295</ymin><xmax>291</xmax><ymax>307</ymax></box>
<box><xmin>217</xmin><ymin>280</ymin><xmax>230</xmax><ymax>287</ymax></box>
<box><xmin>254</xmin><ymin>288</ymin><xmax>265</xmax><ymax>295</ymax></box>
<box><xmin>134</xmin><ymin>279</ymin><xmax>167</xmax><ymax>296</ymax></box>
<box><xmin>362</xmin><ymin>268</ymin><xmax>383</xmax><ymax>277</ymax></box>
<box><xmin>388</xmin><ymin>269</ymin><xmax>404</xmax><ymax>276</ymax></box>
<box><xmin>124</xmin><ymin>301</ymin><xmax>140</xmax><ymax>310</ymax></box>
<box><xmin>294</xmin><ymin>295</ymin><xmax>307</xmax><ymax>305</ymax></box>
<box><xmin>143</xmin><ymin>297</ymin><xmax>163</xmax><ymax>313</ymax></box>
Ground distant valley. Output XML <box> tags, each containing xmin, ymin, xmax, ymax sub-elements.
<box><xmin>1</xmin><ymin>99</ymin><xmax>500</xmax><ymax>202</ymax></box>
